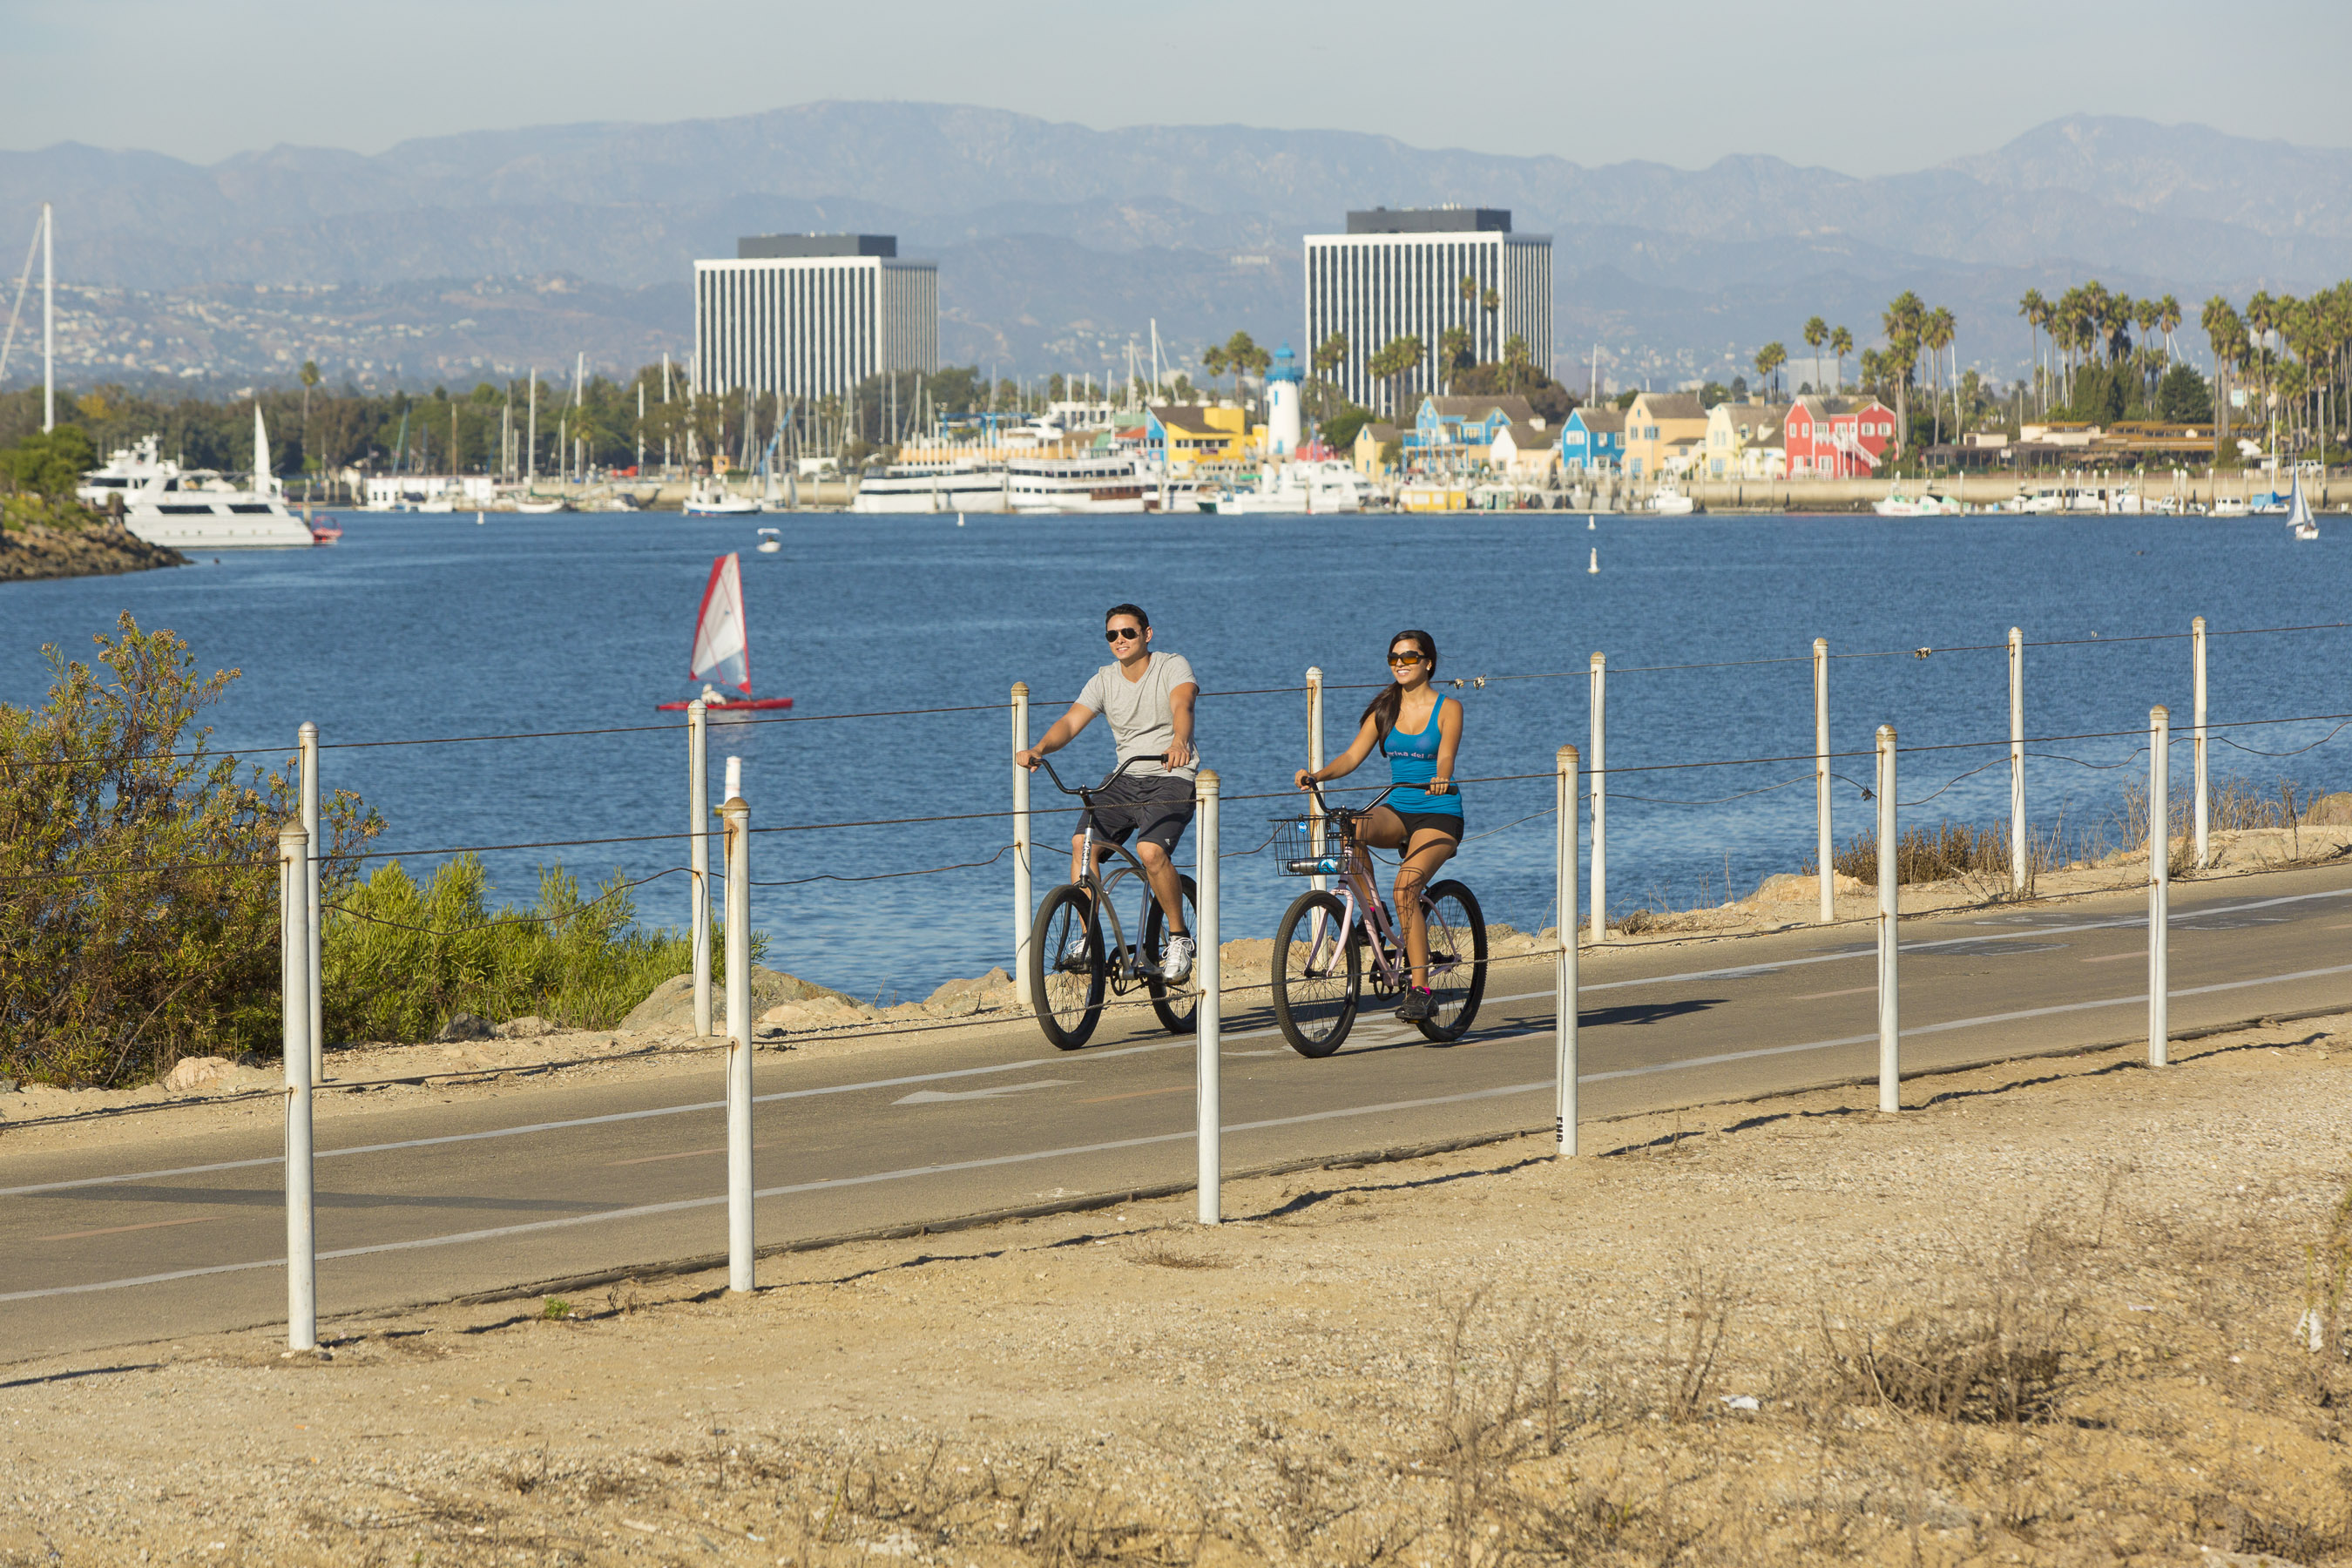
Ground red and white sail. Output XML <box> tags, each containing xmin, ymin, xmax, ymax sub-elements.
<box><xmin>688</xmin><ymin>552</ymin><xmax>751</xmax><ymax>693</ymax></box>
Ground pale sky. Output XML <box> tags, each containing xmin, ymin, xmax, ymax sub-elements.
<box><xmin>6</xmin><ymin>0</ymin><xmax>2348</xmax><ymax>174</ymax></box>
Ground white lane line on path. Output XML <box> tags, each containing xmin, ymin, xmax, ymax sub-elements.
<box><xmin>15</xmin><ymin>884</ymin><xmax>2344</xmax><ymax>1201</ymax></box>
<box><xmin>0</xmin><ymin>1082</ymin><xmax>1550</xmax><ymax>1303</ymax></box>
<box><xmin>896</xmin><ymin>1081</ymin><xmax>1074</xmax><ymax>1105</ymax></box>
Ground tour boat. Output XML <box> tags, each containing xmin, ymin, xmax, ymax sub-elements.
<box><xmin>655</xmin><ymin>552</ymin><xmax>794</xmax><ymax>712</ymax></box>
<box><xmin>851</xmin><ymin>460</ymin><xmax>1011</xmax><ymax>514</ymax></box>
<box><xmin>78</xmin><ymin>416</ymin><xmax>319</xmax><ymax>550</ymax></box>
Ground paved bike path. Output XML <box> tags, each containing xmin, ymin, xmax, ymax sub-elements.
<box><xmin>4</xmin><ymin>864</ymin><xmax>2349</xmax><ymax>1362</ymax></box>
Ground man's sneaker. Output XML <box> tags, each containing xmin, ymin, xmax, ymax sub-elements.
<box><xmin>1061</xmin><ymin>930</ymin><xmax>1094</xmax><ymax>968</ymax></box>
<box><xmin>1395</xmin><ymin>986</ymin><xmax>1436</xmax><ymax>1022</ymax></box>
<box><xmin>1162</xmin><ymin>933</ymin><xmax>1197</xmax><ymax>983</ymax></box>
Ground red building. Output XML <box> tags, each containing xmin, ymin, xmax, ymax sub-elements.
<box><xmin>1783</xmin><ymin>395</ymin><xmax>1896</xmax><ymax>477</ymax></box>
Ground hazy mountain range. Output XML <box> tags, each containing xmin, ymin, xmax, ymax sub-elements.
<box><xmin>0</xmin><ymin>104</ymin><xmax>2343</xmax><ymax>392</ymax></box>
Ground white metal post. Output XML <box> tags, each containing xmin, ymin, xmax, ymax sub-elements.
<box><xmin>298</xmin><ymin>722</ymin><xmax>323</xmax><ymax>1082</ymax></box>
<box><xmin>1012</xmin><ymin>683</ymin><xmax>1032</xmax><ymax>1006</ymax></box>
<box><xmin>1588</xmin><ymin>652</ymin><xmax>1607</xmax><ymax>942</ymax></box>
<box><xmin>1195</xmin><ymin>770</ymin><xmax>1222</xmax><ymax>1225</ymax></box>
<box><xmin>722</xmin><ymin>790</ymin><xmax>754</xmax><ymax>1290</ymax></box>
<box><xmin>1305</xmin><ymin>668</ymin><xmax>1327</xmax><ymax>896</ymax></box>
<box><xmin>1876</xmin><ymin>725</ymin><xmax>1899</xmax><ymax>1114</ymax></box>
<box><xmin>2150</xmin><ymin>705</ymin><xmax>2170</xmax><ymax>1067</ymax></box>
<box><xmin>1556</xmin><ymin>745</ymin><xmax>1580</xmax><ymax>1157</ymax></box>
<box><xmin>1814</xmin><ymin>639</ymin><xmax>1832</xmax><ymax>923</ymax></box>
<box><xmin>688</xmin><ymin>700</ymin><xmax>712</xmax><ymax>1037</ymax></box>
<box><xmin>280</xmin><ymin>823</ymin><xmax>316</xmax><ymax>1351</ymax></box>
<box><xmin>2009</xmin><ymin>628</ymin><xmax>2025</xmax><ymax>895</ymax></box>
<box><xmin>2192</xmin><ymin>617</ymin><xmax>2209</xmax><ymax>868</ymax></box>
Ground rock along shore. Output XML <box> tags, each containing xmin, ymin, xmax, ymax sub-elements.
<box><xmin>0</xmin><ymin>515</ymin><xmax>186</xmax><ymax>582</ymax></box>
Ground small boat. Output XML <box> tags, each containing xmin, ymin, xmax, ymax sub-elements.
<box><xmin>1875</xmin><ymin>479</ymin><xmax>1960</xmax><ymax>517</ymax></box>
<box><xmin>2288</xmin><ymin>473</ymin><xmax>2319</xmax><ymax>540</ymax></box>
<box><xmin>684</xmin><ymin>476</ymin><xmax>760</xmax><ymax>517</ymax></box>
<box><xmin>655</xmin><ymin>552</ymin><xmax>793</xmax><ymax>712</ymax></box>
<box><xmin>756</xmin><ymin>527</ymin><xmax>781</xmax><ymax>554</ymax></box>
<box><xmin>515</xmin><ymin>497</ymin><xmax>571</xmax><ymax>515</ymax></box>
<box><xmin>417</xmin><ymin>496</ymin><xmax>456</xmax><ymax>514</ymax></box>
<box><xmin>1649</xmin><ymin>481</ymin><xmax>1695</xmax><ymax>516</ymax></box>
<box><xmin>308</xmin><ymin>515</ymin><xmax>343</xmax><ymax>544</ymax></box>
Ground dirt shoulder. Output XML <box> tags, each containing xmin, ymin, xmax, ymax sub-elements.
<box><xmin>5</xmin><ymin>1012</ymin><xmax>2351</xmax><ymax>1566</ymax></box>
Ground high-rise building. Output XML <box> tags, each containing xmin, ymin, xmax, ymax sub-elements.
<box><xmin>1303</xmin><ymin>208</ymin><xmax>1552</xmax><ymax>416</ymax></box>
<box><xmin>693</xmin><ymin>235</ymin><xmax>938</xmax><ymax>401</ymax></box>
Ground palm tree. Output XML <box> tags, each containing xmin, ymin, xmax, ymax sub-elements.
<box><xmin>1881</xmin><ymin>291</ymin><xmax>1927</xmax><ymax>455</ymax></box>
<box><xmin>1481</xmin><ymin>287</ymin><xmax>1500</xmax><ymax>363</ymax></box>
<box><xmin>2017</xmin><ymin>290</ymin><xmax>2048</xmax><ymax>413</ymax></box>
<box><xmin>1923</xmin><ymin>306</ymin><xmax>1956</xmax><ymax>445</ymax></box>
<box><xmin>1754</xmin><ymin>341</ymin><xmax>1787</xmax><ymax>398</ymax></box>
<box><xmin>1829</xmin><ymin>325</ymin><xmax>1853</xmax><ymax>394</ymax></box>
<box><xmin>1439</xmin><ymin>326</ymin><xmax>1473</xmax><ymax>392</ymax></box>
<box><xmin>1312</xmin><ymin>332</ymin><xmax>1348</xmax><ymax>416</ymax></box>
<box><xmin>1373</xmin><ymin>335</ymin><xmax>1425</xmax><ymax>420</ymax></box>
<box><xmin>1801</xmin><ymin>317</ymin><xmax>1828</xmax><ymax>396</ymax></box>
<box><xmin>1201</xmin><ymin>342</ymin><xmax>1231</xmax><ymax>401</ymax></box>
<box><xmin>2157</xmin><ymin>294</ymin><xmax>2182</xmax><ymax>367</ymax></box>
<box><xmin>1503</xmin><ymin>334</ymin><xmax>1532</xmax><ymax>396</ymax></box>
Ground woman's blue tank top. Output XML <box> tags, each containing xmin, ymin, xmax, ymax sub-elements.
<box><xmin>1382</xmin><ymin>694</ymin><xmax>1460</xmax><ymax>816</ymax></box>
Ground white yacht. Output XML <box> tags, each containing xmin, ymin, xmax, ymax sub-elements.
<box><xmin>1005</xmin><ymin>454</ymin><xmax>1149</xmax><ymax>514</ymax></box>
<box><xmin>850</xmin><ymin>460</ymin><xmax>1012</xmax><ymax>514</ymax></box>
<box><xmin>1200</xmin><ymin>461</ymin><xmax>1366</xmax><ymax>514</ymax></box>
<box><xmin>78</xmin><ymin>422</ymin><xmax>319</xmax><ymax>550</ymax></box>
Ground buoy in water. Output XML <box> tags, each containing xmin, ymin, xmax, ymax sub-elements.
<box><xmin>1588</xmin><ymin>547</ymin><xmax>1599</xmax><ymax>575</ymax></box>
<box><xmin>956</xmin><ymin>512</ymin><xmax>966</xmax><ymax>526</ymax></box>
<box><xmin>1587</xmin><ymin>514</ymin><xmax>1596</xmax><ymax>531</ymax></box>
<box><xmin>476</xmin><ymin>510</ymin><xmax>485</xmax><ymax>525</ymax></box>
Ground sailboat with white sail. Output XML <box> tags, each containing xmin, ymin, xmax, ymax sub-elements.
<box><xmin>2288</xmin><ymin>472</ymin><xmax>2319</xmax><ymax>541</ymax></box>
<box><xmin>655</xmin><ymin>552</ymin><xmax>794</xmax><ymax>712</ymax></box>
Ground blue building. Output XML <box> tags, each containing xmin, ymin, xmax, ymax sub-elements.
<box><xmin>1558</xmin><ymin>406</ymin><xmax>1626</xmax><ymax>472</ymax></box>
<box><xmin>1410</xmin><ymin>395</ymin><xmax>1531</xmax><ymax>455</ymax></box>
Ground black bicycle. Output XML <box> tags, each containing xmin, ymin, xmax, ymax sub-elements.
<box><xmin>1024</xmin><ymin>755</ymin><xmax>1201</xmax><ymax>1051</ymax></box>
<box><xmin>1267</xmin><ymin>780</ymin><xmax>1487</xmax><ymax>1058</ymax></box>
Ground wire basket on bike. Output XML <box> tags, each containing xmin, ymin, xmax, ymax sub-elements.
<box><xmin>1272</xmin><ymin>813</ymin><xmax>1353</xmax><ymax>876</ymax></box>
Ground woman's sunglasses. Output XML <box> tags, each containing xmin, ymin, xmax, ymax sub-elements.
<box><xmin>1388</xmin><ymin>651</ymin><xmax>1427</xmax><ymax>667</ymax></box>
<box><xmin>1106</xmin><ymin>626</ymin><xmax>1144</xmax><ymax>643</ymax></box>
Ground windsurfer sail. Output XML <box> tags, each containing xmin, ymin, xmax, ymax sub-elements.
<box><xmin>659</xmin><ymin>552</ymin><xmax>793</xmax><ymax>712</ymax></box>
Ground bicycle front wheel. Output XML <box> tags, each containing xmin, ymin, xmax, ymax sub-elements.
<box><xmin>1271</xmin><ymin>889</ymin><xmax>1361</xmax><ymax>1058</ymax></box>
<box><xmin>1029</xmin><ymin>884</ymin><xmax>1105</xmax><ymax>1050</ymax></box>
<box><xmin>1416</xmin><ymin>879</ymin><xmax>1488</xmax><ymax>1043</ymax></box>
<box><xmin>1141</xmin><ymin>874</ymin><xmax>1200</xmax><ymax>1036</ymax></box>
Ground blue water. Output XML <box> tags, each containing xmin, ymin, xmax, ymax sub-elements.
<box><xmin>3</xmin><ymin>511</ymin><xmax>2345</xmax><ymax>1001</ymax></box>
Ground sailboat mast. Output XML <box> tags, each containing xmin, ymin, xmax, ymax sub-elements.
<box><xmin>527</xmin><ymin>369</ymin><xmax>537</xmax><ymax>484</ymax></box>
<box><xmin>41</xmin><ymin>201</ymin><xmax>52</xmax><ymax>433</ymax></box>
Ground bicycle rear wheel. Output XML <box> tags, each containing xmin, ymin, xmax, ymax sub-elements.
<box><xmin>1029</xmin><ymin>884</ymin><xmax>1105</xmax><ymax>1050</ymax></box>
<box><xmin>1416</xmin><ymin>879</ymin><xmax>1488</xmax><ymax>1043</ymax></box>
<box><xmin>1141</xmin><ymin>874</ymin><xmax>1200</xmax><ymax>1036</ymax></box>
<box><xmin>1271</xmin><ymin>889</ymin><xmax>1361</xmax><ymax>1058</ymax></box>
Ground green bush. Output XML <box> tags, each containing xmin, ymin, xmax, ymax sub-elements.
<box><xmin>0</xmin><ymin>426</ymin><xmax>97</xmax><ymax>499</ymax></box>
<box><xmin>0</xmin><ymin>614</ymin><xmax>379</xmax><ymax>1085</ymax></box>
<box><xmin>322</xmin><ymin>855</ymin><xmax>729</xmax><ymax>1043</ymax></box>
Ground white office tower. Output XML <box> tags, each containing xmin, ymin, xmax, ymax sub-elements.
<box><xmin>1266</xmin><ymin>341</ymin><xmax>1302</xmax><ymax>456</ymax></box>
<box><xmin>1304</xmin><ymin>208</ymin><xmax>1552</xmax><ymax>416</ymax></box>
<box><xmin>693</xmin><ymin>234</ymin><xmax>939</xmax><ymax>400</ymax></box>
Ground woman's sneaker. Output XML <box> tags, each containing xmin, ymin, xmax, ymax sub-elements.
<box><xmin>1395</xmin><ymin>986</ymin><xmax>1436</xmax><ymax>1022</ymax></box>
<box><xmin>1162</xmin><ymin>933</ymin><xmax>1197</xmax><ymax>983</ymax></box>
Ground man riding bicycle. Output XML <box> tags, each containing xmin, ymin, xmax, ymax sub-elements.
<box><xmin>1015</xmin><ymin>603</ymin><xmax>1200</xmax><ymax>982</ymax></box>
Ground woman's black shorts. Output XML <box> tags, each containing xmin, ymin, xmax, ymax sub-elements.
<box><xmin>1389</xmin><ymin>810</ymin><xmax>1464</xmax><ymax>845</ymax></box>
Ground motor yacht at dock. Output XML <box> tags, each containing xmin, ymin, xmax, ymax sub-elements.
<box><xmin>78</xmin><ymin>418</ymin><xmax>321</xmax><ymax>549</ymax></box>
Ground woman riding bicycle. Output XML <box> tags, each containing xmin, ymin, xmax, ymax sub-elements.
<box><xmin>1294</xmin><ymin>629</ymin><xmax>1462</xmax><ymax>1023</ymax></box>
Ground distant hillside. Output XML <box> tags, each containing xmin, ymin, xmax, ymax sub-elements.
<box><xmin>0</xmin><ymin>106</ymin><xmax>2342</xmax><ymax>390</ymax></box>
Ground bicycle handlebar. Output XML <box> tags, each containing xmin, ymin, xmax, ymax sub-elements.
<box><xmin>1030</xmin><ymin>752</ymin><xmax>1173</xmax><ymax>798</ymax></box>
<box><xmin>1299</xmin><ymin>775</ymin><xmax>1405</xmax><ymax>818</ymax></box>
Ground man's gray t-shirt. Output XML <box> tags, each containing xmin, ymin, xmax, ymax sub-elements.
<box><xmin>1075</xmin><ymin>652</ymin><xmax>1199</xmax><ymax>781</ymax></box>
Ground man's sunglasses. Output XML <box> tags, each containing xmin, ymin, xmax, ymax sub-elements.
<box><xmin>1388</xmin><ymin>651</ymin><xmax>1427</xmax><ymax>666</ymax></box>
<box><xmin>1106</xmin><ymin>626</ymin><xmax>1145</xmax><ymax>642</ymax></box>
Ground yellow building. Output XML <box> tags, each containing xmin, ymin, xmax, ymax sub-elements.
<box><xmin>1352</xmin><ymin>422</ymin><xmax>1401</xmax><ymax>476</ymax></box>
<box><xmin>1621</xmin><ymin>392</ymin><xmax>1708</xmax><ymax>481</ymax></box>
<box><xmin>1148</xmin><ymin>403</ymin><xmax>1252</xmax><ymax>470</ymax></box>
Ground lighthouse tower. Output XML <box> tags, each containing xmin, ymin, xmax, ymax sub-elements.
<box><xmin>1266</xmin><ymin>341</ymin><xmax>1303</xmax><ymax>457</ymax></box>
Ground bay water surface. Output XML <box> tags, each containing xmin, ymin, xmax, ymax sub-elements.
<box><xmin>2</xmin><ymin>510</ymin><xmax>2344</xmax><ymax>1002</ymax></box>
